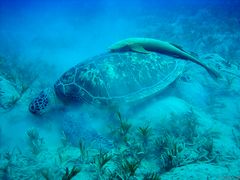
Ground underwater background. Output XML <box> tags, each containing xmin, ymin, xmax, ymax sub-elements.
<box><xmin>1</xmin><ymin>0</ymin><xmax>240</xmax><ymax>179</ymax></box>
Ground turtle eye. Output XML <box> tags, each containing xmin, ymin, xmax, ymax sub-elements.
<box><xmin>29</xmin><ymin>103</ymin><xmax>36</xmax><ymax>113</ymax></box>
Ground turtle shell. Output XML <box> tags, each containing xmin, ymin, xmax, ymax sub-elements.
<box><xmin>54</xmin><ymin>52</ymin><xmax>185</xmax><ymax>106</ymax></box>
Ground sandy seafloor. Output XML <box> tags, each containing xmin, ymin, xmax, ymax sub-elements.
<box><xmin>0</xmin><ymin>1</ymin><xmax>240</xmax><ymax>179</ymax></box>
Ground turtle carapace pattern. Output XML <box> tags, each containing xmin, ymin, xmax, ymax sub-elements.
<box><xmin>54</xmin><ymin>52</ymin><xmax>185</xmax><ymax>107</ymax></box>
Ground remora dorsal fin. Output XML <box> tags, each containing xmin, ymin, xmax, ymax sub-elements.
<box><xmin>189</xmin><ymin>51</ymin><xmax>199</xmax><ymax>58</ymax></box>
<box><xmin>170</xmin><ymin>42</ymin><xmax>199</xmax><ymax>58</ymax></box>
<box><xmin>169</xmin><ymin>42</ymin><xmax>187</xmax><ymax>52</ymax></box>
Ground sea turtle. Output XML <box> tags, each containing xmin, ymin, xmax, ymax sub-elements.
<box><xmin>29</xmin><ymin>51</ymin><xmax>219</xmax><ymax>115</ymax></box>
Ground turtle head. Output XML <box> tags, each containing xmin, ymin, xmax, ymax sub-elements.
<box><xmin>29</xmin><ymin>88</ymin><xmax>56</xmax><ymax>115</ymax></box>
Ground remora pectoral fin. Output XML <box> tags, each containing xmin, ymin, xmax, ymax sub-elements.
<box><xmin>130</xmin><ymin>44</ymin><xmax>151</xmax><ymax>54</ymax></box>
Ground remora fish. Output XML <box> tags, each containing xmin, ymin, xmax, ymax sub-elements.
<box><xmin>109</xmin><ymin>38</ymin><xmax>221</xmax><ymax>79</ymax></box>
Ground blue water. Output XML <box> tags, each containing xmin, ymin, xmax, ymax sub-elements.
<box><xmin>0</xmin><ymin>0</ymin><xmax>240</xmax><ymax>179</ymax></box>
